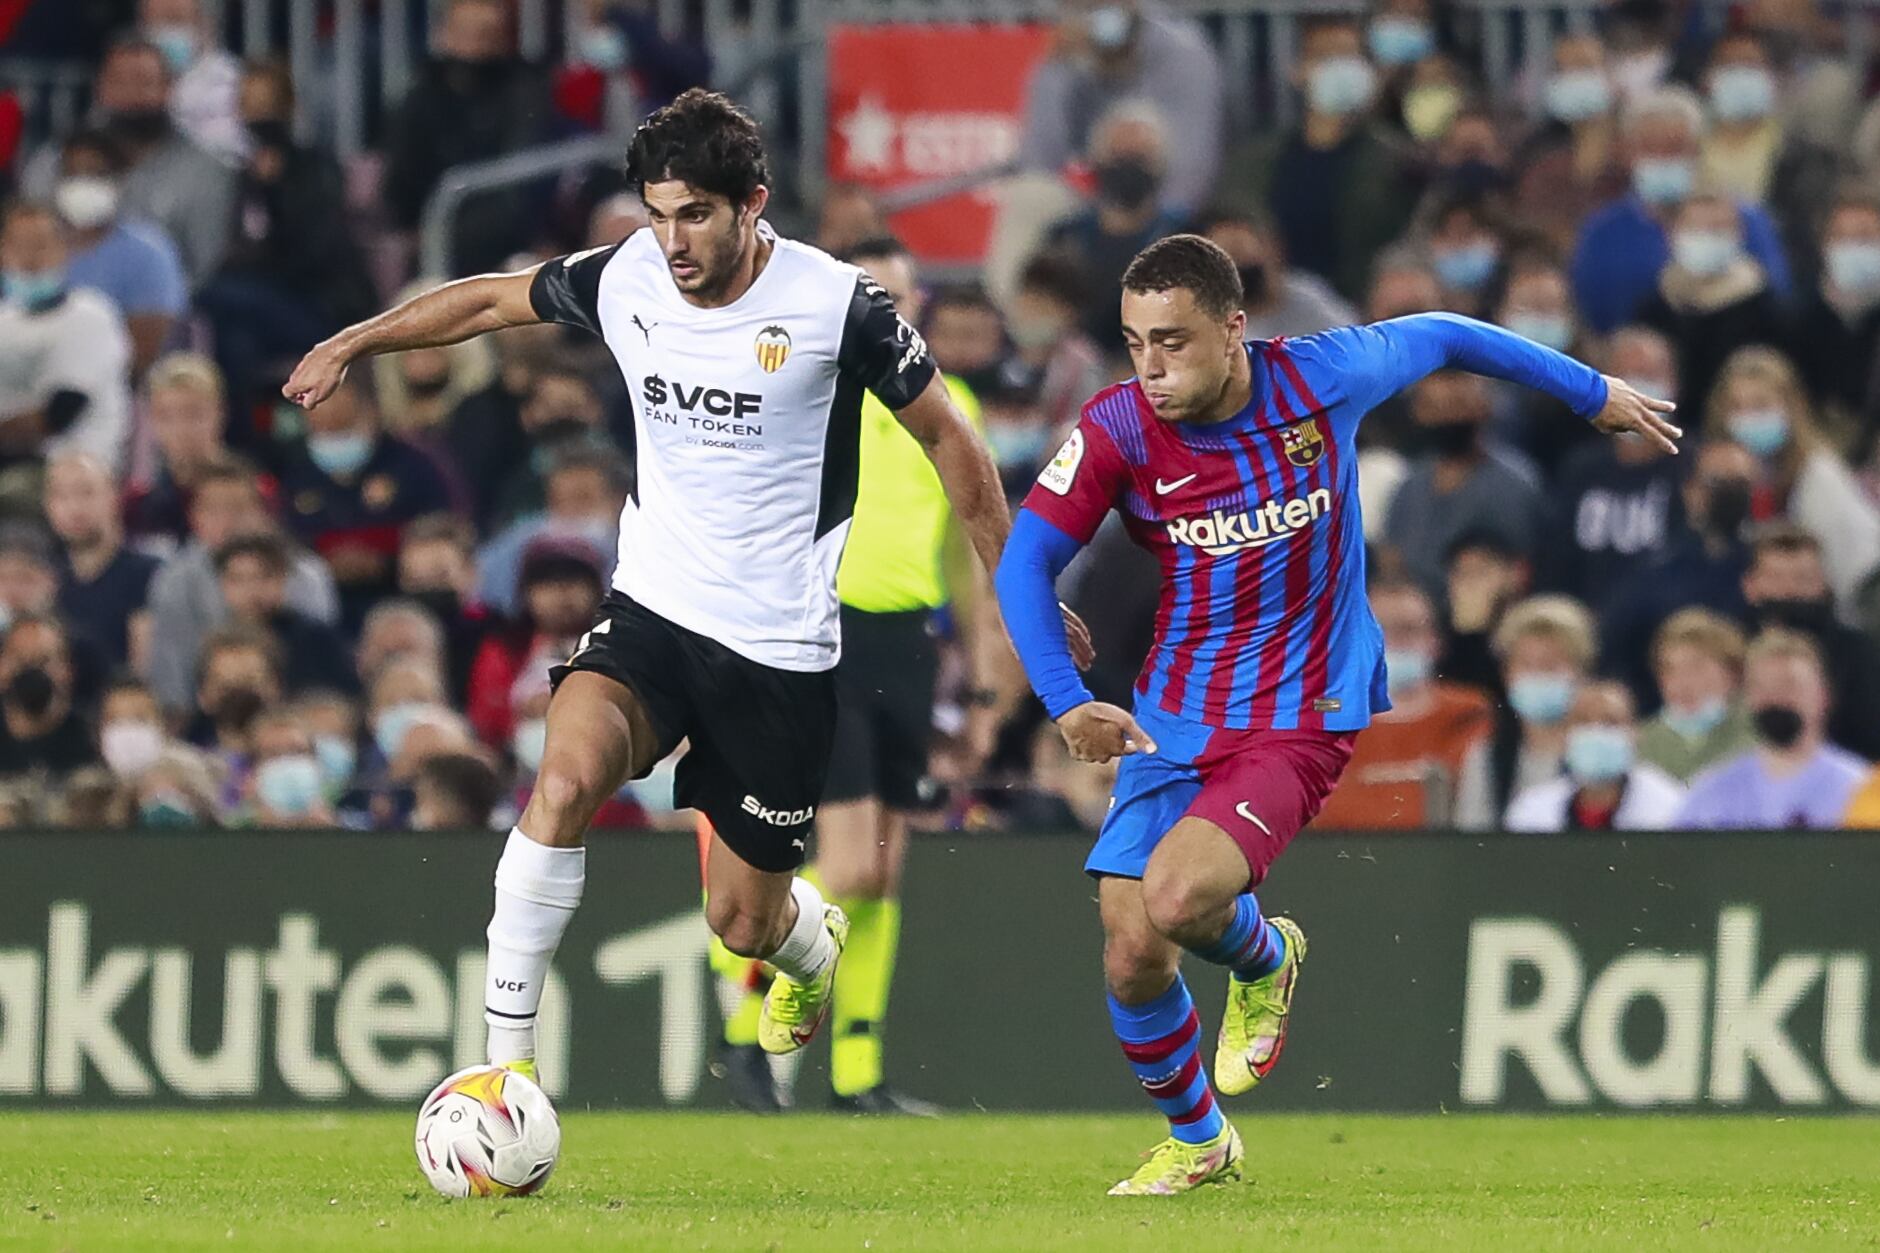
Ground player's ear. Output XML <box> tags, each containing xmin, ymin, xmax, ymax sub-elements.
<box><xmin>741</xmin><ymin>185</ymin><xmax>771</xmax><ymax>228</ymax></box>
<box><xmin>1225</xmin><ymin>308</ymin><xmax>1247</xmax><ymax>350</ymax></box>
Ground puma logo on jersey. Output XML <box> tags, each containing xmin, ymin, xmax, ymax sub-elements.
<box><xmin>642</xmin><ymin>375</ymin><xmax>762</xmax><ymax>419</ymax></box>
<box><xmin>632</xmin><ymin>314</ymin><xmax>658</xmax><ymax>344</ymax></box>
<box><xmin>741</xmin><ymin>795</ymin><xmax>815</xmax><ymax>826</ymax></box>
<box><xmin>1165</xmin><ymin>488</ymin><xmax>1332</xmax><ymax>555</ymax></box>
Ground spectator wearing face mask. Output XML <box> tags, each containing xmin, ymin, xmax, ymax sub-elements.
<box><xmin>98</xmin><ymin>679</ymin><xmax>171</xmax><ymax>783</ymax></box>
<box><xmin>355</xmin><ymin>600</ymin><xmax>448</xmax><ymax>702</ymax></box>
<box><xmin>0</xmin><ymin>202</ymin><xmax>132</xmax><ymax>471</ymax></box>
<box><xmin>1454</xmin><ymin>594</ymin><xmax>1596</xmax><ymax>830</ymax></box>
<box><xmin>1352</xmin><ymin>245</ymin><xmax>1444</xmax><ymax>454</ymax></box>
<box><xmin>1541</xmin><ymin>326</ymin><xmax>1684</xmax><ymax>611</ymax></box>
<box><xmin>243</xmin><ymin>708</ymin><xmax>333</xmax><ymax>828</ymax></box>
<box><xmin>1636</xmin><ymin>191</ymin><xmax>1789</xmax><ymax>417</ymax></box>
<box><xmin>215</xmin><ymin>532</ymin><xmax>359</xmax><ymax>697</ymax></box>
<box><xmin>1366</xmin><ymin>0</ymin><xmax>1442</xmax><ymax>89</ymax></box>
<box><xmin>22</xmin><ymin>38</ymin><xmax>236</xmax><ymax>286</ymax></box>
<box><xmin>1004</xmin><ymin>253</ymin><xmax>1108</xmax><ymax>435</ymax></box>
<box><xmin>1679</xmin><ymin>628</ymin><xmax>1866</xmax><ymax>828</ymax></box>
<box><xmin>922</xmin><ymin>285</ymin><xmax>1014</xmax><ymax>397</ymax></box>
<box><xmin>1740</xmin><ymin>523</ymin><xmax>1880</xmax><ymax>759</ymax></box>
<box><xmin>295</xmin><ymin>689</ymin><xmax>362</xmax><ymax>802</ymax></box>
<box><xmin>278</xmin><ymin>373</ymin><xmax>453</xmax><ymax>629</ymax></box>
<box><xmin>1710</xmin><ymin>347</ymin><xmax>1880</xmax><ymax>607</ymax></box>
<box><xmin>483</xmin><ymin>369</ymin><xmax>614</xmax><ymax>529</ymax></box>
<box><xmin>130</xmin><ymin>745</ymin><xmax>225</xmax><ymax>828</ymax></box>
<box><xmin>1636</xmin><ymin>608</ymin><xmax>1756</xmax><ymax>782</ymax></box>
<box><xmin>1383</xmin><ymin>370</ymin><xmax>1545</xmax><ymax>599</ymax></box>
<box><xmin>1505</xmin><ymin>679</ymin><xmax>1686</xmax><ymax>831</ymax></box>
<box><xmin>1571</xmin><ymin>87</ymin><xmax>1791</xmax><ymax>335</ymax></box>
<box><xmin>137</xmin><ymin>0</ymin><xmax>245</xmax><ymax>163</ymax></box>
<box><xmin>1314</xmin><ymin>577</ymin><xmax>1492</xmax><ymax>829</ymax></box>
<box><xmin>146</xmin><ymin>454</ymin><xmax>338</xmax><ymax>717</ymax></box>
<box><xmin>1489</xmin><ymin>253</ymin><xmax>1600</xmax><ymax>470</ymax></box>
<box><xmin>382</xmin><ymin>0</ymin><xmax>557</xmax><ymax>273</ymax></box>
<box><xmin>186</xmin><ymin>626</ymin><xmax>282</xmax><ymax>805</ymax></box>
<box><xmin>412</xmin><ymin>751</ymin><xmax>505</xmax><ymax>831</ymax></box>
<box><xmin>198</xmin><ymin>60</ymin><xmax>376</xmax><ymax>416</ymax></box>
<box><xmin>477</xmin><ymin>445</ymin><xmax>628</xmax><ymax>618</ymax></box>
<box><xmin>1045</xmin><ymin>100</ymin><xmax>1189</xmax><ymax>345</ymax></box>
<box><xmin>0</xmin><ymin>615</ymin><xmax>97</xmax><ymax>781</ymax></box>
<box><xmin>1516</xmin><ymin>35</ymin><xmax>1628</xmax><ymax>254</ymax></box>
<box><xmin>1391</xmin><ymin>53</ymin><xmax>1470</xmax><ymax>153</ymax></box>
<box><xmin>398</xmin><ymin>514</ymin><xmax>498</xmax><ymax>705</ymax></box>
<box><xmin>1221</xmin><ymin>17</ymin><xmax>1413</xmax><ymax>301</ymax></box>
<box><xmin>1697</xmin><ymin>28</ymin><xmax>1837</xmax><ymax>253</ymax></box>
<box><xmin>52</xmin><ymin>128</ymin><xmax>187</xmax><ymax>375</ymax></box>
<box><xmin>1437</xmin><ymin>528</ymin><xmax>1532</xmax><ymax>697</ymax></box>
<box><xmin>1019</xmin><ymin>0</ymin><xmax>1223</xmax><ymax>217</ymax></box>
<box><xmin>1602</xmin><ymin>438</ymin><xmax>1758</xmax><ymax>700</ymax></box>
<box><xmin>1792</xmin><ymin>194</ymin><xmax>1880</xmax><ymax>443</ymax></box>
<box><xmin>1197</xmin><ymin>208</ymin><xmax>1356</xmax><ymax>340</ymax></box>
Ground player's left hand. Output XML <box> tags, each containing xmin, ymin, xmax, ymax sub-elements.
<box><xmin>1593</xmin><ymin>375</ymin><xmax>1682</xmax><ymax>454</ymax></box>
<box><xmin>1060</xmin><ymin>603</ymin><xmax>1096</xmax><ymax>671</ymax></box>
<box><xmin>1058</xmin><ymin>701</ymin><xmax>1156</xmax><ymax>764</ymax></box>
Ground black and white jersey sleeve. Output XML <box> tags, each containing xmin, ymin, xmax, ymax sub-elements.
<box><xmin>836</xmin><ymin>274</ymin><xmax>937</xmax><ymax>410</ymax></box>
<box><xmin>528</xmin><ymin>243</ymin><xmax>622</xmax><ymax>336</ymax></box>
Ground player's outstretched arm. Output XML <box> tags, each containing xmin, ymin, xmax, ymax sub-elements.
<box><xmin>283</xmin><ymin>267</ymin><xmax>544</xmax><ymax>410</ymax></box>
<box><xmin>994</xmin><ymin>509</ymin><xmax>1153</xmax><ymax>764</ymax></box>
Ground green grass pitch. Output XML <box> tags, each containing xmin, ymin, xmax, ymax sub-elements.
<box><xmin>3</xmin><ymin>1112</ymin><xmax>1875</xmax><ymax>1251</ymax></box>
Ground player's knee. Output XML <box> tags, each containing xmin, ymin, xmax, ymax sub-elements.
<box><xmin>1103</xmin><ymin>933</ymin><xmax>1178</xmax><ymax>1003</ymax></box>
<box><xmin>529</xmin><ymin>756</ymin><xmax>609</xmax><ymax>829</ymax></box>
<box><xmin>1140</xmin><ymin>871</ymin><xmax>1218</xmax><ymax>945</ymax></box>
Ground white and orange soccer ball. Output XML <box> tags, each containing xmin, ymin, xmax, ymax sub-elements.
<box><xmin>413</xmin><ymin>1065</ymin><xmax>560</xmax><ymax>1198</ymax></box>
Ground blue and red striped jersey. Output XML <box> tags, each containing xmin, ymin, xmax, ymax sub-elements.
<box><xmin>1013</xmin><ymin>315</ymin><xmax>1608</xmax><ymax>733</ymax></box>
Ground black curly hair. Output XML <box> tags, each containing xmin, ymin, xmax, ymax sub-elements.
<box><xmin>625</xmin><ymin>87</ymin><xmax>769</xmax><ymax>205</ymax></box>
<box><xmin>1121</xmin><ymin>234</ymin><xmax>1244</xmax><ymax>321</ymax></box>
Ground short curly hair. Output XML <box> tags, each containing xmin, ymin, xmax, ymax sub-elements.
<box><xmin>626</xmin><ymin>87</ymin><xmax>769</xmax><ymax>205</ymax></box>
<box><xmin>1121</xmin><ymin>234</ymin><xmax>1243</xmax><ymax>321</ymax></box>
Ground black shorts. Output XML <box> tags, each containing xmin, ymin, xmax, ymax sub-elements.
<box><xmin>550</xmin><ymin>592</ymin><xmax>835</xmax><ymax>873</ymax></box>
<box><xmin>822</xmin><ymin>606</ymin><xmax>939</xmax><ymax>809</ymax></box>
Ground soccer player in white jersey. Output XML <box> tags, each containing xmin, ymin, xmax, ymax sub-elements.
<box><xmin>284</xmin><ymin>89</ymin><xmax>1091</xmax><ymax>1078</ymax></box>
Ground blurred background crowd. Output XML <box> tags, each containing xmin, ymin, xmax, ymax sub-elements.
<box><xmin>4</xmin><ymin>0</ymin><xmax>1880</xmax><ymax>834</ymax></box>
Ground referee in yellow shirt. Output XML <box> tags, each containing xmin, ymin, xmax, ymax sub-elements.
<box><xmin>711</xmin><ymin>236</ymin><xmax>980</xmax><ymax>1114</ymax></box>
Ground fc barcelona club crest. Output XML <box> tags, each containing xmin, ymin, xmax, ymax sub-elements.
<box><xmin>754</xmin><ymin>325</ymin><xmax>792</xmax><ymax>373</ymax></box>
<box><xmin>1281</xmin><ymin>419</ymin><xmax>1324</xmax><ymax>468</ymax></box>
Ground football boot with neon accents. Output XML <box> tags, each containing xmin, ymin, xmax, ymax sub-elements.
<box><xmin>1214</xmin><ymin>916</ymin><xmax>1307</xmax><ymax>1096</ymax></box>
<box><xmin>1107</xmin><ymin>1124</ymin><xmax>1244</xmax><ymax>1196</ymax></box>
<box><xmin>757</xmin><ymin>904</ymin><xmax>849</xmax><ymax>1054</ymax></box>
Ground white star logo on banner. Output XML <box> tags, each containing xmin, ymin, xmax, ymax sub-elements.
<box><xmin>838</xmin><ymin>95</ymin><xmax>897</xmax><ymax>175</ymax></box>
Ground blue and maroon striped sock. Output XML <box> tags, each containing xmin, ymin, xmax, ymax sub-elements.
<box><xmin>1108</xmin><ymin>977</ymin><xmax>1226</xmax><ymax>1145</ymax></box>
<box><xmin>1190</xmin><ymin>893</ymin><xmax>1287</xmax><ymax>982</ymax></box>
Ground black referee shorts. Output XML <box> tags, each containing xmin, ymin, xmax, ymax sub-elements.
<box><xmin>550</xmin><ymin>592</ymin><xmax>835</xmax><ymax>873</ymax></box>
<box><xmin>822</xmin><ymin>605</ymin><xmax>940</xmax><ymax>810</ymax></box>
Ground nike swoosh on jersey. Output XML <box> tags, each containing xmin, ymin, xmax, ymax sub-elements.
<box><xmin>1155</xmin><ymin>474</ymin><xmax>1198</xmax><ymax>494</ymax></box>
<box><xmin>1235</xmin><ymin>802</ymin><xmax>1272</xmax><ymax>835</ymax></box>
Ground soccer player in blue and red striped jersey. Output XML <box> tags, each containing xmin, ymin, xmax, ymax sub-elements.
<box><xmin>995</xmin><ymin>235</ymin><xmax>1680</xmax><ymax>1195</ymax></box>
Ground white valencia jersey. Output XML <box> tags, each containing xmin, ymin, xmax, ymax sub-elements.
<box><xmin>529</xmin><ymin>223</ymin><xmax>936</xmax><ymax>671</ymax></box>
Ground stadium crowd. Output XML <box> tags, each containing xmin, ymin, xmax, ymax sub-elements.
<box><xmin>4</xmin><ymin>0</ymin><xmax>1880</xmax><ymax>834</ymax></box>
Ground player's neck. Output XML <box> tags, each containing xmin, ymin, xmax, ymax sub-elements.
<box><xmin>685</xmin><ymin>232</ymin><xmax>774</xmax><ymax>310</ymax></box>
<box><xmin>1185</xmin><ymin>349</ymin><xmax>1254</xmax><ymax>427</ymax></box>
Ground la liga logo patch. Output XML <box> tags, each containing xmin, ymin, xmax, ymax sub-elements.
<box><xmin>754</xmin><ymin>325</ymin><xmax>792</xmax><ymax>373</ymax></box>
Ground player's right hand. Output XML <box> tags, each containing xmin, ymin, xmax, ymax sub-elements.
<box><xmin>1058</xmin><ymin>701</ymin><xmax>1157</xmax><ymax>764</ymax></box>
<box><xmin>1593</xmin><ymin>374</ymin><xmax>1681</xmax><ymax>454</ymax></box>
<box><xmin>282</xmin><ymin>341</ymin><xmax>351</xmax><ymax>410</ymax></box>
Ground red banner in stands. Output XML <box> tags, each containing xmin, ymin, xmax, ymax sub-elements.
<box><xmin>827</xmin><ymin>23</ymin><xmax>1054</xmax><ymax>267</ymax></box>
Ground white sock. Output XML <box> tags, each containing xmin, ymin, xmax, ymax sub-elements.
<box><xmin>484</xmin><ymin>828</ymin><xmax>585</xmax><ymax>1064</ymax></box>
<box><xmin>767</xmin><ymin>876</ymin><xmax>836</xmax><ymax>982</ymax></box>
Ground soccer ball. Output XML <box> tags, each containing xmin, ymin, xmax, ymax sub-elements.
<box><xmin>414</xmin><ymin>1065</ymin><xmax>560</xmax><ymax>1198</ymax></box>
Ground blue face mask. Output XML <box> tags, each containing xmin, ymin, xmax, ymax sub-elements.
<box><xmin>307</xmin><ymin>431</ymin><xmax>374</xmax><ymax>479</ymax></box>
<box><xmin>512</xmin><ymin>718</ymin><xmax>548</xmax><ymax>773</ymax></box>
<box><xmin>1633</xmin><ymin>156</ymin><xmax>1695</xmax><ymax>206</ymax></box>
<box><xmin>1709</xmin><ymin>65</ymin><xmax>1777</xmax><ymax>123</ymax></box>
<box><xmin>313</xmin><ymin>734</ymin><xmax>356</xmax><ymax>789</ymax></box>
<box><xmin>1565</xmin><ymin>724</ymin><xmax>1634</xmax><ymax>783</ymax></box>
<box><xmin>1673</xmin><ymin>228</ymin><xmax>1740</xmax><ymax>279</ymax></box>
<box><xmin>1502</xmin><ymin>312</ymin><xmax>1574</xmax><ymax>352</ymax></box>
<box><xmin>1307</xmin><ymin>56</ymin><xmax>1376</xmax><ymax>117</ymax></box>
<box><xmin>581</xmin><ymin>24</ymin><xmax>628</xmax><ymax>71</ymax></box>
<box><xmin>1433</xmin><ymin>240</ymin><xmax>1499</xmax><ymax>292</ymax></box>
<box><xmin>1509</xmin><ymin>672</ymin><xmax>1577</xmax><ymax>725</ymax></box>
<box><xmin>146</xmin><ymin>23</ymin><xmax>197</xmax><ymax>74</ymax></box>
<box><xmin>1367</xmin><ymin>16</ymin><xmax>1433</xmax><ymax>66</ymax></box>
<box><xmin>986</xmin><ymin>423</ymin><xmax>1053</xmax><ymax>470</ymax></box>
<box><xmin>1544</xmin><ymin>69</ymin><xmax>1612</xmax><ymax>123</ymax></box>
<box><xmin>140</xmin><ymin>793</ymin><xmax>197</xmax><ymax>827</ymax></box>
<box><xmin>1663</xmin><ymin>696</ymin><xmax>1727</xmax><ymax>741</ymax></box>
<box><xmin>374</xmin><ymin>701</ymin><xmax>428</xmax><ymax>760</ymax></box>
<box><xmin>1728</xmin><ymin>406</ymin><xmax>1789</xmax><ymax>457</ymax></box>
<box><xmin>255</xmin><ymin>754</ymin><xmax>324</xmax><ymax>816</ymax></box>
<box><xmin>1384</xmin><ymin>647</ymin><xmax>1432</xmax><ymax>699</ymax></box>
<box><xmin>3</xmin><ymin>268</ymin><xmax>66</xmax><ymax>310</ymax></box>
<box><xmin>1826</xmin><ymin>240</ymin><xmax>1880</xmax><ymax>297</ymax></box>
